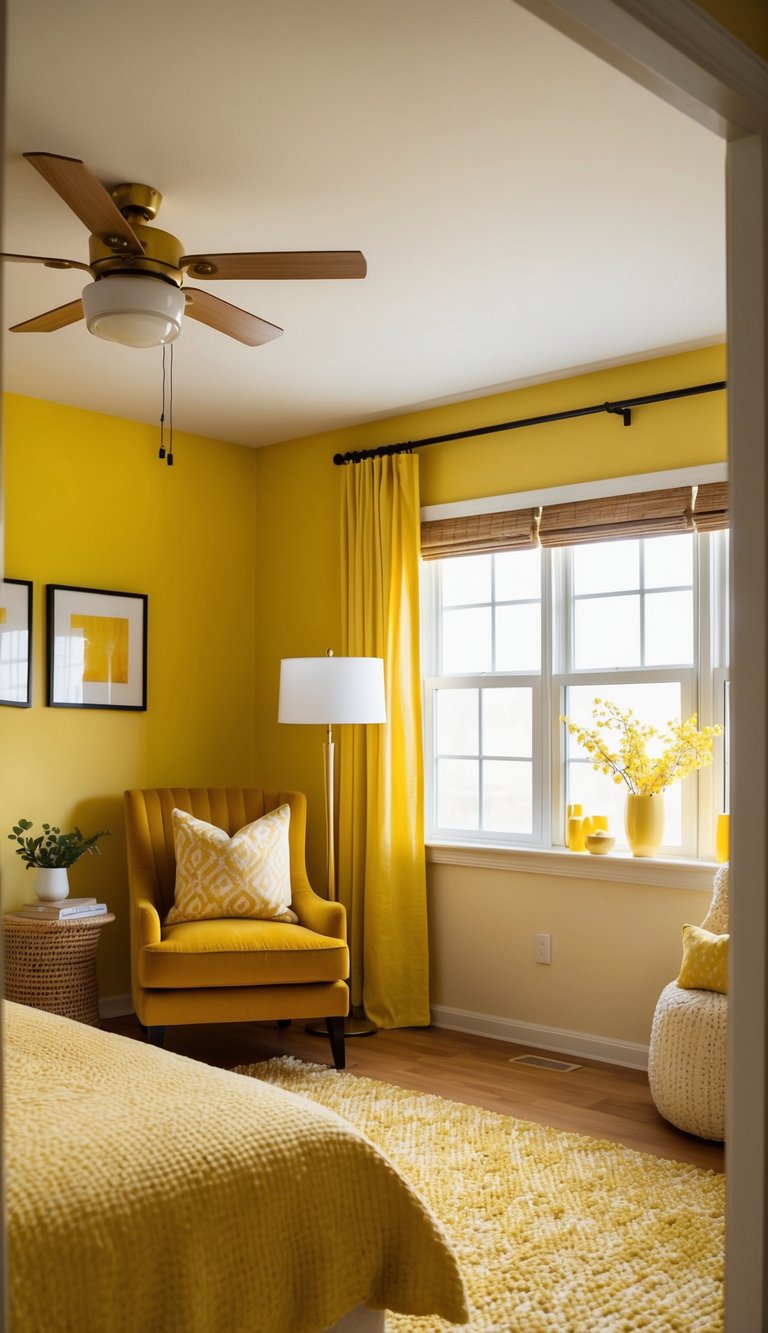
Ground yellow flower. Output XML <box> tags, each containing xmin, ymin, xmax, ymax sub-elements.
<box><xmin>562</xmin><ymin>699</ymin><xmax>722</xmax><ymax>796</ymax></box>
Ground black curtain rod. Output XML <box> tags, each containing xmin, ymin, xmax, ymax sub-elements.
<box><xmin>332</xmin><ymin>380</ymin><xmax>727</xmax><ymax>466</ymax></box>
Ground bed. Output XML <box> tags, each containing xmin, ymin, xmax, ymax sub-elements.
<box><xmin>5</xmin><ymin>1002</ymin><xmax>468</xmax><ymax>1332</ymax></box>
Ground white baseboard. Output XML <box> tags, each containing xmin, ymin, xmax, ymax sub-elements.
<box><xmin>99</xmin><ymin>994</ymin><xmax>134</xmax><ymax>1020</ymax></box>
<box><xmin>430</xmin><ymin>1003</ymin><xmax>649</xmax><ymax>1070</ymax></box>
<box><xmin>98</xmin><ymin>994</ymin><xmax>649</xmax><ymax>1069</ymax></box>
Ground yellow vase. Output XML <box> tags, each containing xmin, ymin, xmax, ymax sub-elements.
<box><xmin>625</xmin><ymin>794</ymin><xmax>664</xmax><ymax>858</ymax></box>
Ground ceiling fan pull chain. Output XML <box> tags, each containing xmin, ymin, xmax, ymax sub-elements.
<box><xmin>167</xmin><ymin>344</ymin><xmax>174</xmax><ymax>466</ymax></box>
<box><xmin>158</xmin><ymin>344</ymin><xmax>167</xmax><ymax>460</ymax></box>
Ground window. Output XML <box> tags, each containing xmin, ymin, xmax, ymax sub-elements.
<box><xmin>422</xmin><ymin>489</ymin><xmax>729</xmax><ymax>860</ymax></box>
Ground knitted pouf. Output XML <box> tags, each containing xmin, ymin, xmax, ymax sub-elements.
<box><xmin>648</xmin><ymin>980</ymin><xmax>727</xmax><ymax>1141</ymax></box>
<box><xmin>648</xmin><ymin>862</ymin><xmax>729</xmax><ymax>1142</ymax></box>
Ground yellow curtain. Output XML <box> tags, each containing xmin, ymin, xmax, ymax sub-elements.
<box><xmin>338</xmin><ymin>453</ymin><xmax>430</xmax><ymax>1028</ymax></box>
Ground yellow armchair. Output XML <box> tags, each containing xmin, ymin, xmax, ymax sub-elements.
<box><xmin>123</xmin><ymin>787</ymin><xmax>349</xmax><ymax>1067</ymax></box>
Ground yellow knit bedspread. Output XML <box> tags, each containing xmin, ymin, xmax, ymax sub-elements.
<box><xmin>5</xmin><ymin>1003</ymin><xmax>468</xmax><ymax>1332</ymax></box>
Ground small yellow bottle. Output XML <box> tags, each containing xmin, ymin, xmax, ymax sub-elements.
<box><xmin>567</xmin><ymin>804</ymin><xmax>586</xmax><ymax>851</ymax></box>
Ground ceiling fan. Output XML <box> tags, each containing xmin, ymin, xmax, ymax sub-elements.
<box><xmin>2</xmin><ymin>152</ymin><xmax>367</xmax><ymax>349</ymax></box>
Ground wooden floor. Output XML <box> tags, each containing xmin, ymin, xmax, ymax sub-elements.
<box><xmin>104</xmin><ymin>1013</ymin><xmax>723</xmax><ymax>1172</ymax></box>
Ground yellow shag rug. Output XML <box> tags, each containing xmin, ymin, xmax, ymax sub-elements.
<box><xmin>235</xmin><ymin>1057</ymin><xmax>724</xmax><ymax>1333</ymax></box>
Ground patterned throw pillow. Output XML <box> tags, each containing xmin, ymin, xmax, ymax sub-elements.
<box><xmin>676</xmin><ymin>923</ymin><xmax>729</xmax><ymax>995</ymax></box>
<box><xmin>166</xmin><ymin>805</ymin><xmax>295</xmax><ymax>924</ymax></box>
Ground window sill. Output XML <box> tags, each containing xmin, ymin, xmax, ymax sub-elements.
<box><xmin>426</xmin><ymin>841</ymin><xmax>717</xmax><ymax>891</ymax></box>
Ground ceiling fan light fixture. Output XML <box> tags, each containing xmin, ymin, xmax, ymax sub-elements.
<box><xmin>81</xmin><ymin>275</ymin><xmax>184</xmax><ymax>348</ymax></box>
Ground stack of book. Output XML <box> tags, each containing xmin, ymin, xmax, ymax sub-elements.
<box><xmin>18</xmin><ymin>897</ymin><xmax>108</xmax><ymax>920</ymax></box>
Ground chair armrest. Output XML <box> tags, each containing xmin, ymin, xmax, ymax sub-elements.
<box><xmin>291</xmin><ymin>872</ymin><xmax>347</xmax><ymax>940</ymax></box>
<box><xmin>136</xmin><ymin>896</ymin><xmax>162</xmax><ymax>947</ymax></box>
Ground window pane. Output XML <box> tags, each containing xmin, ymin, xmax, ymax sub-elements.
<box><xmin>567</xmin><ymin>761</ymin><xmax>682</xmax><ymax>850</ymax></box>
<box><xmin>436</xmin><ymin>758</ymin><xmax>478</xmax><ymax>829</ymax></box>
<box><xmin>573</xmin><ymin>540</ymin><xmax>639</xmax><ymax>594</ymax></box>
<box><xmin>482</xmin><ymin>688</ymin><xmax>532</xmax><ymax>757</ymax></box>
<box><xmin>723</xmin><ymin>679</ymin><xmax>730</xmax><ymax>814</ymax></box>
<box><xmin>566</xmin><ymin>681</ymin><xmax>682</xmax><ymax>747</ymax></box>
<box><xmin>495</xmin><ymin>547</ymin><xmax>541</xmax><ymax>601</ymax></box>
<box><xmin>442</xmin><ymin>555</ymin><xmax>491</xmax><ymax>607</ymax></box>
<box><xmin>565</xmin><ymin>681</ymin><xmax>684</xmax><ymax>850</ymax></box>
<box><xmin>566</xmin><ymin>761</ymin><xmax>627</xmax><ymax>848</ymax></box>
<box><xmin>482</xmin><ymin>760</ymin><xmax>532</xmax><ymax>834</ymax></box>
<box><xmin>495</xmin><ymin>603</ymin><xmax>541</xmax><ymax>672</ymax></box>
<box><xmin>574</xmin><ymin>595</ymin><xmax>640</xmax><ymax>669</ymax></box>
<box><xmin>436</xmin><ymin>689</ymin><xmax>478</xmax><ymax>756</ymax></box>
<box><xmin>645</xmin><ymin>590</ymin><xmax>694</xmax><ymax>665</ymax></box>
<box><xmin>644</xmin><ymin>534</ymin><xmax>693</xmax><ymax>589</ymax></box>
<box><xmin>442</xmin><ymin>607</ymin><xmax>492</xmax><ymax>673</ymax></box>
<box><xmin>723</xmin><ymin>532</ymin><xmax>730</xmax><ymax>668</ymax></box>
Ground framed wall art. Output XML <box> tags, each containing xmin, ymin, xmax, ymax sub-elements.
<box><xmin>47</xmin><ymin>584</ymin><xmax>148</xmax><ymax>710</ymax></box>
<box><xmin>0</xmin><ymin>579</ymin><xmax>33</xmax><ymax>708</ymax></box>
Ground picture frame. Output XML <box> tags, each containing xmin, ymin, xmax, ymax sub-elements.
<box><xmin>0</xmin><ymin>579</ymin><xmax>33</xmax><ymax>708</ymax></box>
<box><xmin>46</xmin><ymin>584</ymin><xmax>148</xmax><ymax>711</ymax></box>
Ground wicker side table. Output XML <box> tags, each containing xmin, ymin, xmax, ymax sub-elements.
<box><xmin>3</xmin><ymin>913</ymin><xmax>115</xmax><ymax>1026</ymax></box>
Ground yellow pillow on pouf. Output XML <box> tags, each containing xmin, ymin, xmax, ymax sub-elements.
<box><xmin>676</xmin><ymin>923</ymin><xmax>729</xmax><ymax>994</ymax></box>
<box><xmin>166</xmin><ymin>805</ymin><xmax>295</xmax><ymax>924</ymax></box>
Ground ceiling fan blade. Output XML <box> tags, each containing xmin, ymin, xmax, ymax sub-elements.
<box><xmin>183</xmin><ymin>288</ymin><xmax>283</xmax><ymax>346</ymax></box>
<box><xmin>10</xmin><ymin>299</ymin><xmax>84</xmax><ymax>333</ymax></box>
<box><xmin>1</xmin><ymin>251</ymin><xmax>93</xmax><ymax>274</ymax></box>
<box><xmin>181</xmin><ymin>251</ymin><xmax>367</xmax><ymax>281</ymax></box>
<box><xmin>24</xmin><ymin>152</ymin><xmax>143</xmax><ymax>255</ymax></box>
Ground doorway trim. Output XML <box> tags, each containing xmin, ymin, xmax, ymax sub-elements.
<box><xmin>512</xmin><ymin>2</ymin><xmax>768</xmax><ymax>1327</ymax></box>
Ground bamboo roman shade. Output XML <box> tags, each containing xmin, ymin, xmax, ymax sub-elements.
<box><xmin>421</xmin><ymin>480</ymin><xmax>728</xmax><ymax>559</ymax></box>
<box><xmin>538</xmin><ymin>486</ymin><xmax>694</xmax><ymax>548</ymax></box>
<box><xmin>692</xmin><ymin>481</ymin><xmax>729</xmax><ymax>532</ymax></box>
<box><xmin>420</xmin><ymin>507</ymin><xmax>539</xmax><ymax>559</ymax></box>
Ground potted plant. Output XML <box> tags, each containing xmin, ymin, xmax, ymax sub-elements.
<box><xmin>560</xmin><ymin>700</ymin><xmax>722</xmax><ymax>857</ymax></box>
<box><xmin>8</xmin><ymin>820</ymin><xmax>110</xmax><ymax>901</ymax></box>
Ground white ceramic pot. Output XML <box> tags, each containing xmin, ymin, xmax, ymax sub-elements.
<box><xmin>34</xmin><ymin>866</ymin><xmax>70</xmax><ymax>902</ymax></box>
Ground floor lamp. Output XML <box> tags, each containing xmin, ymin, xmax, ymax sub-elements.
<box><xmin>278</xmin><ymin>650</ymin><xmax>386</xmax><ymax>1037</ymax></box>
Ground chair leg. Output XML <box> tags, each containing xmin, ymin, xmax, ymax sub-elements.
<box><xmin>326</xmin><ymin>1016</ymin><xmax>346</xmax><ymax>1070</ymax></box>
<box><xmin>277</xmin><ymin>1019</ymin><xmax>292</xmax><ymax>1029</ymax></box>
<box><xmin>145</xmin><ymin>1025</ymin><xmax>166</xmax><ymax>1048</ymax></box>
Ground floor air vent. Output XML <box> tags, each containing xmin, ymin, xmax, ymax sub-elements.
<box><xmin>509</xmin><ymin>1054</ymin><xmax>582</xmax><ymax>1073</ymax></box>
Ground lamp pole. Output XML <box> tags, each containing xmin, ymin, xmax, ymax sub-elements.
<box><xmin>278</xmin><ymin>650</ymin><xmax>386</xmax><ymax>1037</ymax></box>
<box><xmin>323</xmin><ymin>717</ymin><xmax>336</xmax><ymax>901</ymax></box>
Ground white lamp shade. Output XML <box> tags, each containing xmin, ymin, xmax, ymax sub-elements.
<box><xmin>278</xmin><ymin>656</ymin><xmax>386</xmax><ymax>725</ymax></box>
<box><xmin>81</xmin><ymin>276</ymin><xmax>185</xmax><ymax>348</ymax></box>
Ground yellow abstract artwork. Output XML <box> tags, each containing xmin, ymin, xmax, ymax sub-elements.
<box><xmin>0</xmin><ymin>608</ymin><xmax>6</xmax><ymax>624</ymax></box>
<box><xmin>70</xmin><ymin>614</ymin><xmax>129</xmax><ymax>684</ymax></box>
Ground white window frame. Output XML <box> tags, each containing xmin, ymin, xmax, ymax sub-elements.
<box><xmin>421</xmin><ymin>466</ymin><xmax>729</xmax><ymax>864</ymax></box>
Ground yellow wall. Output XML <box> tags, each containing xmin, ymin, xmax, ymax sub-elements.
<box><xmin>1</xmin><ymin>345</ymin><xmax>728</xmax><ymax>1049</ymax></box>
<box><xmin>0</xmin><ymin>395</ymin><xmax>259</xmax><ymax>996</ymax></box>
<box><xmin>253</xmin><ymin>344</ymin><xmax>727</xmax><ymax>1051</ymax></box>
<box><xmin>692</xmin><ymin>0</ymin><xmax>768</xmax><ymax>63</ymax></box>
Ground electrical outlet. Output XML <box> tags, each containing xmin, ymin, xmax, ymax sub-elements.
<box><xmin>535</xmin><ymin>933</ymin><xmax>551</xmax><ymax>965</ymax></box>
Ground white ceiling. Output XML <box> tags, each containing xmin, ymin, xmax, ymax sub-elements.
<box><xmin>3</xmin><ymin>0</ymin><xmax>725</xmax><ymax>450</ymax></box>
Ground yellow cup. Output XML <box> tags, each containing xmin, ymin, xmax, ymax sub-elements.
<box><xmin>590</xmin><ymin>814</ymin><xmax>609</xmax><ymax>833</ymax></box>
<box><xmin>716</xmin><ymin>813</ymin><xmax>729</xmax><ymax>863</ymax></box>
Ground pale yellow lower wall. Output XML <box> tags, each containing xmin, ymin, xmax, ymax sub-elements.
<box><xmin>427</xmin><ymin>863</ymin><xmax>712</xmax><ymax>1053</ymax></box>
